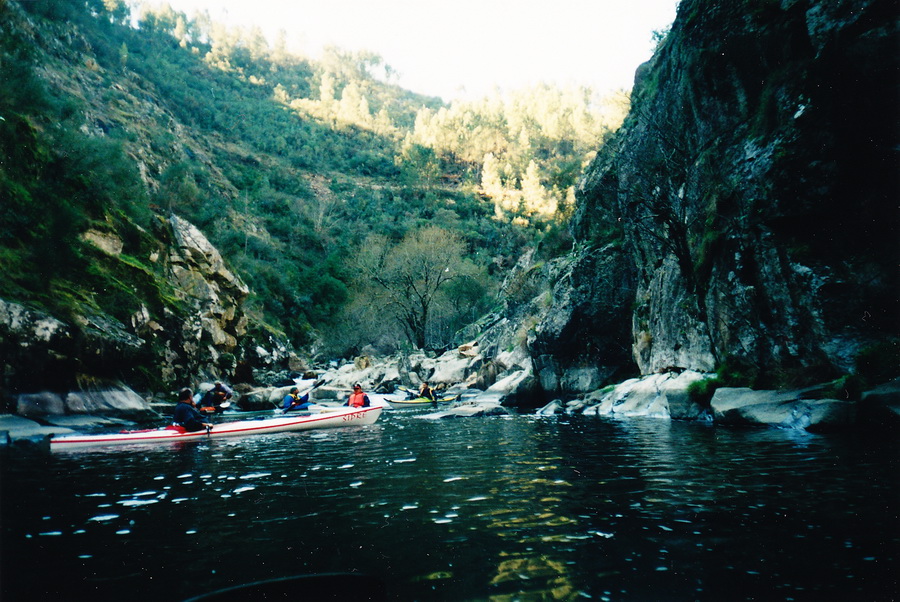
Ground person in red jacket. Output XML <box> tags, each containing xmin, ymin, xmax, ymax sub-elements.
<box><xmin>345</xmin><ymin>383</ymin><xmax>370</xmax><ymax>408</ymax></box>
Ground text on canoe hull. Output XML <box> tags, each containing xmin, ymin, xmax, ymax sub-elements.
<box><xmin>341</xmin><ymin>411</ymin><xmax>368</xmax><ymax>422</ymax></box>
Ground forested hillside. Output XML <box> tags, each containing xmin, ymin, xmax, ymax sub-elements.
<box><xmin>0</xmin><ymin>0</ymin><xmax>627</xmax><ymax>362</ymax></box>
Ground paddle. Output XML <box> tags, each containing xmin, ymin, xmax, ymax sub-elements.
<box><xmin>184</xmin><ymin>573</ymin><xmax>386</xmax><ymax>601</ymax></box>
<box><xmin>396</xmin><ymin>385</ymin><xmax>421</xmax><ymax>400</ymax></box>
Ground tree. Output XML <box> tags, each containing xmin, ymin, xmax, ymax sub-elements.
<box><xmin>353</xmin><ymin>227</ymin><xmax>473</xmax><ymax>349</ymax></box>
<box><xmin>338</xmin><ymin>81</ymin><xmax>371</xmax><ymax>126</ymax></box>
<box><xmin>398</xmin><ymin>138</ymin><xmax>440</xmax><ymax>187</ymax></box>
<box><xmin>521</xmin><ymin>160</ymin><xmax>550</xmax><ymax>215</ymax></box>
<box><xmin>481</xmin><ymin>152</ymin><xmax>503</xmax><ymax>198</ymax></box>
<box><xmin>101</xmin><ymin>0</ymin><xmax>130</xmax><ymax>25</ymax></box>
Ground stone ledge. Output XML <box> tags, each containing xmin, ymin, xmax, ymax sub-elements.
<box><xmin>711</xmin><ymin>388</ymin><xmax>855</xmax><ymax>430</ymax></box>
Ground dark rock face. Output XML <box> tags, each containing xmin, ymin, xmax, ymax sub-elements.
<box><xmin>561</xmin><ymin>0</ymin><xmax>898</xmax><ymax>387</ymax></box>
<box><xmin>530</xmin><ymin>244</ymin><xmax>635</xmax><ymax>394</ymax></box>
<box><xmin>0</xmin><ymin>215</ymin><xmax>250</xmax><ymax>402</ymax></box>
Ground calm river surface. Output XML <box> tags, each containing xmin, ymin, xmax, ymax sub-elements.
<box><xmin>1</xmin><ymin>408</ymin><xmax>897</xmax><ymax>600</ymax></box>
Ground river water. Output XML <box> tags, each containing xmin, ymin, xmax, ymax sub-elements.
<box><xmin>1</xmin><ymin>408</ymin><xmax>897</xmax><ymax>601</ymax></box>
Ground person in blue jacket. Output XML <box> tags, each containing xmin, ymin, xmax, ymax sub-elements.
<box><xmin>282</xmin><ymin>387</ymin><xmax>312</xmax><ymax>412</ymax></box>
<box><xmin>173</xmin><ymin>388</ymin><xmax>212</xmax><ymax>432</ymax></box>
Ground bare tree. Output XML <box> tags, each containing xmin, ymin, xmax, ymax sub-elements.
<box><xmin>353</xmin><ymin>226</ymin><xmax>473</xmax><ymax>349</ymax></box>
<box><xmin>304</xmin><ymin>175</ymin><xmax>343</xmax><ymax>238</ymax></box>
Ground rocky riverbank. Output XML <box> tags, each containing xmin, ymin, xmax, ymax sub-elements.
<box><xmin>3</xmin><ymin>344</ymin><xmax>898</xmax><ymax>448</ymax></box>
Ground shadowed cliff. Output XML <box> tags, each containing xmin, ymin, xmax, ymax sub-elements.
<box><xmin>532</xmin><ymin>0</ymin><xmax>899</xmax><ymax>392</ymax></box>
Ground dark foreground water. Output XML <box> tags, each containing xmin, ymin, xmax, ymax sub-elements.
<box><xmin>2</xmin><ymin>410</ymin><xmax>897</xmax><ymax>601</ymax></box>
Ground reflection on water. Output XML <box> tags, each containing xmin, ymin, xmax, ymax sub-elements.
<box><xmin>1</xmin><ymin>412</ymin><xmax>897</xmax><ymax>600</ymax></box>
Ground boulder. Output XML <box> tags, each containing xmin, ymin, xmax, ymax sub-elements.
<box><xmin>237</xmin><ymin>385</ymin><xmax>295</xmax><ymax>410</ymax></box>
<box><xmin>528</xmin><ymin>245</ymin><xmax>635</xmax><ymax>396</ymax></box>
<box><xmin>564</xmin><ymin>398</ymin><xmax>590</xmax><ymax>414</ymax></box>
<box><xmin>661</xmin><ymin>371</ymin><xmax>711</xmax><ymax>420</ymax></box>
<box><xmin>427</xmin><ymin>350</ymin><xmax>475</xmax><ymax>385</ymax></box>
<box><xmin>81</xmin><ymin>229</ymin><xmax>124</xmax><ymax>256</ymax></box>
<box><xmin>0</xmin><ymin>298</ymin><xmax>70</xmax><ymax>346</ymax></box>
<box><xmin>582</xmin><ymin>371</ymin><xmax>709</xmax><ymax>419</ymax></box>
<box><xmin>604</xmin><ymin>376</ymin><xmax>671</xmax><ymax>418</ymax></box>
<box><xmin>16</xmin><ymin>392</ymin><xmax>66</xmax><ymax>417</ymax></box>
<box><xmin>536</xmin><ymin>400</ymin><xmax>563</xmax><ymax>416</ymax></box>
<box><xmin>64</xmin><ymin>387</ymin><xmax>152</xmax><ymax>415</ymax></box>
<box><xmin>444</xmin><ymin>386</ymin><xmax>484</xmax><ymax>403</ymax></box>
<box><xmin>559</xmin><ymin>366</ymin><xmax>606</xmax><ymax>394</ymax></box>
<box><xmin>458</xmin><ymin>342</ymin><xmax>479</xmax><ymax>358</ymax></box>
<box><xmin>16</xmin><ymin>385</ymin><xmax>153</xmax><ymax>418</ymax></box>
<box><xmin>481</xmin><ymin>363</ymin><xmax>538</xmax><ymax>407</ymax></box>
<box><xmin>473</xmin><ymin>360</ymin><xmax>501</xmax><ymax>390</ymax></box>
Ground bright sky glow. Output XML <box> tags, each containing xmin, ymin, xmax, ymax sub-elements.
<box><xmin>153</xmin><ymin>0</ymin><xmax>680</xmax><ymax>101</ymax></box>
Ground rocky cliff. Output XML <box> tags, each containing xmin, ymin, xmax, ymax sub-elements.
<box><xmin>534</xmin><ymin>0</ymin><xmax>899</xmax><ymax>393</ymax></box>
<box><xmin>0</xmin><ymin>214</ymin><xmax>249</xmax><ymax>407</ymax></box>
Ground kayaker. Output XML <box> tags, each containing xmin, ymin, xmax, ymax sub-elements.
<box><xmin>418</xmin><ymin>382</ymin><xmax>436</xmax><ymax>402</ymax></box>
<box><xmin>283</xmin><ymin>387</ymin><xmax>312</xmax><ymax>412</ymax></box>
<box><xmin>199</xmin><ymin>381</ymin><xmax>233</xmax><ymax>413</ymax></box>
<box><xmin>345</xmin><ymin>383</ymin><xmax>370</xmax><ymax>408</ymax></box>
<box><xmin>174</xmin><ymin>388</ymin><xmax>213</xmax><ymax>432</ymax></box>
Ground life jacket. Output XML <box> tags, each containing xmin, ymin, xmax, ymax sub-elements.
<box><xmin>348</xmin><ymin>391</ymin><xmax>368</xmax><ymax>407</ymax></box>
<box><xmin>281</xmin><ymin>392</ymin><xmax>296</xmax><ymax>409</ymax></box>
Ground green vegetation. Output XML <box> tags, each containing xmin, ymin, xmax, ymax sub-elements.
<box><xmin>0</xmin><ymin>0</ymin><xmax>626</xmax><ymax>355</ymax></box>
<box><xmin>686</xmin><ymin>377</ymin><xmax>719</xmax><ymax>408</ymax></box>
<box><xmin>687</xmin><ymin>355</ymin><xmax>761</xmax><ymax>407</ymax></box>
<box><xmin>690</xmin><ymin>341</ymin><xmax>900</xmax><ymax>405</ymax></box>
<box><xmin>855</xmin><ymin>342</ymin><xmax>900</xmax><ymax>389</ymax></box>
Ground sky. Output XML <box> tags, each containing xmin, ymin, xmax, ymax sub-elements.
<box><xmin>155</xmin><ymin>0</ymin><xmax>680</xmax><ymax>101</ymax></box>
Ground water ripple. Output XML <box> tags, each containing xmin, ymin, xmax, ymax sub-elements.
<box><xmin>1</xmin><ymin>411</ymin><xmax>896</xmax><ymax>601</ymax></box>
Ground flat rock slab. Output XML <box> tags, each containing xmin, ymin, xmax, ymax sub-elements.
<box><xmin>711</xmin><ymin>388</ymin><xmax>854</xmax><ymax>430</ymax></box>
<box><xmin>43</xmin><ymin>415</ymin><xmax>136</xmax><ymax>429</ymax></box>
<box><xmin>0</xmin><ymin>414</ymin><xmax>74</xmax><ymax>440</ymax></box>
<box><xmin>417</xmin><ymin>403</ymin><xmax>509</xmax><ymax>419</ymax></box>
